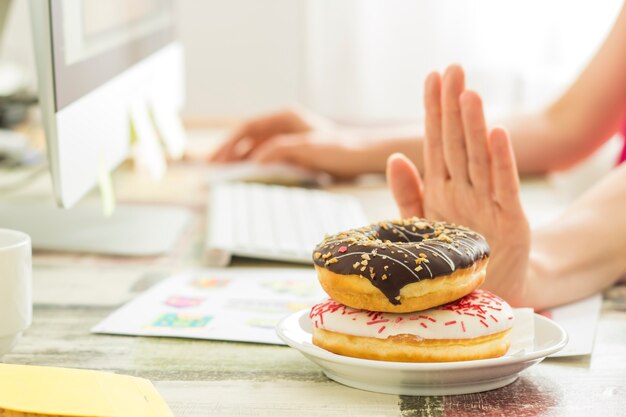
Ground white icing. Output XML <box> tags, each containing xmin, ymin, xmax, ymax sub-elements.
<box><xmin>310</xmin><ymin>290</ymin><xmax>514</xmax><ymax>340</ymax></box>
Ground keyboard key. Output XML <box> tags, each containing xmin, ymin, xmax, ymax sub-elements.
<box><xmin>205</xmin><ymin>182</ymin><xmax>368</xmax><ymax>265</ymax></box>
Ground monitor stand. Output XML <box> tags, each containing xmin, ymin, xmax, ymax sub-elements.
<box><xmin>0</xmin><ymin>202</ymin><xmax>192</xmax><ymax>256</ymax></box>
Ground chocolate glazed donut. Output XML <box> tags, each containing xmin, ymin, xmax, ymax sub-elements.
<box><xmin>313</xmin><ymin>218</ymin><xmax>490</xmax><ymax>313</ymax></box>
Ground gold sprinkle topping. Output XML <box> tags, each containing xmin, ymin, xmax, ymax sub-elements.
<box><xmin>353</xmin><ymin>262</ymin><xmax>360</xmax><ymax>269</ymax></box>
<box><xmin>314</xmin><ymin>252</ymin><xmax>322</xmax><ymax>259</ymax></box>
<box><xmin>361</xmin><ymin>254</ymin><xmax>371</xmax><ymax>260</ymax></box>
<box><xmin>438</xmin><ymin>234</ymin><xmax>453</xmax><ymax>243</ymax></box>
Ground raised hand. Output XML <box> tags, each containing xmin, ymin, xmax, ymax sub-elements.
<box><xmin>386</xmin><ymin>65</ymin><xmax>531</xmax><ymax>305</ymax></box>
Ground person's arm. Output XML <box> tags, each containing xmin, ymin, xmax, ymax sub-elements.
<box><xmin>508</xmin><ymin>1</ymin><xmax>626</xmax><ymax>175</ymax></box>
<box><xmin>521</xmin><ymin>164</ymin><xmax>626</xmax><ymax>310</ymax></box>
<box><xmin>248</xmin><ymin>131</ymin><xmax>425</xmax><ymax>177</ymax></box>
<box><xmin>388</xmin><ymin>64</ymin><xmax>626</xmax><ymax>310</ymax></box>
<box><xmin>208</xmin><ymin>106</ymin><xmax>426</xmax><ymax>178</ymax></box>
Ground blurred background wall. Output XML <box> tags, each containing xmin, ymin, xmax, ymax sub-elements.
<box><xmin>179</xmin><ymin>0</ymin><xmax>624</xmax><ymax>124</ymax></box>
<box><xmin>2</xmin><ymin>0</ymin><xmax>623</xmax><ymax>124</ymax></box>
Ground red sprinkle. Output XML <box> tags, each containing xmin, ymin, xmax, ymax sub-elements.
<box><xmin>420</xmin><ymin>322</ymin><xmax>428</xmax><ymax>328</ymax></box>
<box><xmin>416</xmin><ymin>315</ymin><xmax>436</xmax><ymax>323</ymax></box>
<box><xmin>444</xmin><ymin>320</ymin><xmax>457</xmax><ymax>326</ymax></box>
<box><xmin>461</xmin><ymin>321</ymin><xmax>466</xmax><ymax>332</ymax></box>
<box><xmin>395</xmin><ymin>317</ymin><xmax>403</xmax><ymax>323</ymax></box>
<box><xmin>378</xmin><ymin>326</ymin><xmax>386</xmax><ymax>334</ymax></box>
<box><xmin>490</xmin><ymin>314</ymin><xmax>498</xmax><ymax>323</ymax></box>
<box><xmin>367</xmin><ymin>319</ymin><xmax>390</xmax><ymax>325</ymax></box>
<box><xmin>480</xmin><ymin>320</ymin><xmax>489</xmax><ymax>328</ymax></box>
<box><xmin>508</xmin><ymin>316</ymin><xmax>514</xmax><ymax>320</ymax></box>
<box><xmin>338</xmin><ymin>246</ymin><xmax>348</xmax><ymax>253</ymax></box>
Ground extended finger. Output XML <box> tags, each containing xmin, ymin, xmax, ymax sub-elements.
<box><xmin>423</xmin><ymin>72</ymin><xmax>447</xmax><ymax>181</ymax></box>
<box><xmin>386</xmin><ymin>153</ymin><xmax>425</xmax><ymax>218</ymax></box>
<box><xmin>442</xmin><ymin>65</ymin><xmax>469</xmax><ymax>182</ymax></box>
<box><xmin>489</xmin><ymin>127</ymin><xmax>522</xmax><ymax>208</ymax></box>
<box><xmin>460</xmin><ymin>90</ymin><xmax>490</xmax><ymax>194</ymax></box>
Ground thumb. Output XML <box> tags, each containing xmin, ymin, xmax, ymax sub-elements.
<box><xmin>386</xmin><ymin>153</ymin><xmax>425</xmax><ymax>218</ymax></box>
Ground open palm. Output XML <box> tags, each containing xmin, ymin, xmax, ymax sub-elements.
<box><xmin>387</xmin><ymin>66</ymin><xmax>531</xmax><ymax>305</ymax></box>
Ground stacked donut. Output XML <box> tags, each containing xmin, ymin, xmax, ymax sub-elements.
<box><xmin>310</xmin><ymin>218</ymin><xmax>514</xmax><ymax>362</ymax></box>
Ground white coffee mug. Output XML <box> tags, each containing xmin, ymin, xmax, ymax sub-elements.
<box><xmin>0</xmin><ymin>229</ymin><xmax>32</xmax><ymax>357</ymax></box>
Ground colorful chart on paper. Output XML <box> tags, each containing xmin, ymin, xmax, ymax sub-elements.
<box><xmin>92</xmin><ymin>268</ymin><xmax>326</xmax><ymax>345</ymax></box>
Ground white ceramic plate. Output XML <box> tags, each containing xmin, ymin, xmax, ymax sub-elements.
<box><xmin>276</xmin><ymin>309</ymin><xmax>567</xmax><ymax>396</ymax></box>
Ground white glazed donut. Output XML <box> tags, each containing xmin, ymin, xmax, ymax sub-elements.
<box><xmin>310</xmin><ymin>289</ymin><xmax>514</xmax><ymax>362</ymax></box>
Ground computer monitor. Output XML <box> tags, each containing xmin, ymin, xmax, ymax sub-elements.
<box><xmin>0</xmin><ymin>0</ymin><xmax>191</xmax><ymax>256</ymax></box>
<box><xmin>29</xmin><ymin>0</ymin><xmax>184</xmax><ymax>208</ymax></box>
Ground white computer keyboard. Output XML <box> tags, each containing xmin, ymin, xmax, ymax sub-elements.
<box><xmin>205</xmin><ymin>182</ymin><xmax>368</xmax><ymax>266</ymax></box>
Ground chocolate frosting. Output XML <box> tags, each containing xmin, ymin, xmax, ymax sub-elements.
<box><xmin>313</xmin><ymin>218</ymin><xmax>490</xmax><ymax>305</ymax></box>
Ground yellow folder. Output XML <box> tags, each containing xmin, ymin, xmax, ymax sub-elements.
<box><xmin>0</xmin><ymin>364</ymin><xmax>173</xmax><ymax>417</ymax></box>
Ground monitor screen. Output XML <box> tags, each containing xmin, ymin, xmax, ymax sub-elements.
<box><xmin>30</xmin><ymin>0</ymin><xmax>182</xmax><ymax>208</ymax></box>
<box><xmin>50</xmin><ymin>0</ymin><xmax>174</xmax><ymax>111</ymax></box>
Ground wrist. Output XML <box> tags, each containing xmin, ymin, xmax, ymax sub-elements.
<box><xmin>482</xmin><ymin>242</ymin><xmax>531</xmax><ymax>308</ymax></box>
<box><xmin>334</xmin><ymin>129</ymin><xmax>390</xmax><ymax>175</ymax></box>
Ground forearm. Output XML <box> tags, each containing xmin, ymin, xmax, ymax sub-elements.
<box><xmin>503</xmin><ymin>112</ymin><xmax>575</xmax><ymax>175</ymax></box>
<box><xmin>341</xmin><ymin>124</ymin><xmax>424</xmax><ymax>175</ymax></box>
<box><xmin>522</xmin><ymin>164</ymin><xmax>626</xmax><ymax>310</ymax></box>
<box><xmin>356</xmin><ymin>136</ymin><xmax>424</xmax><ymax>174</ymax></box>
<box><xmin>348</xmin><ymin>106</ymin><xmax>609</xmax><ymax>178</ymax></box>
<box><xmin>504</xmin><ymin>107</ymin><xmax>622</xmax><ymax>176</ymax></box>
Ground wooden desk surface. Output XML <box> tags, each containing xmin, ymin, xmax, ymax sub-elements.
<box><xmin>2</xmin><ymin>159</ymin><xmax>626</xmax><ymax>417</ymax></box>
